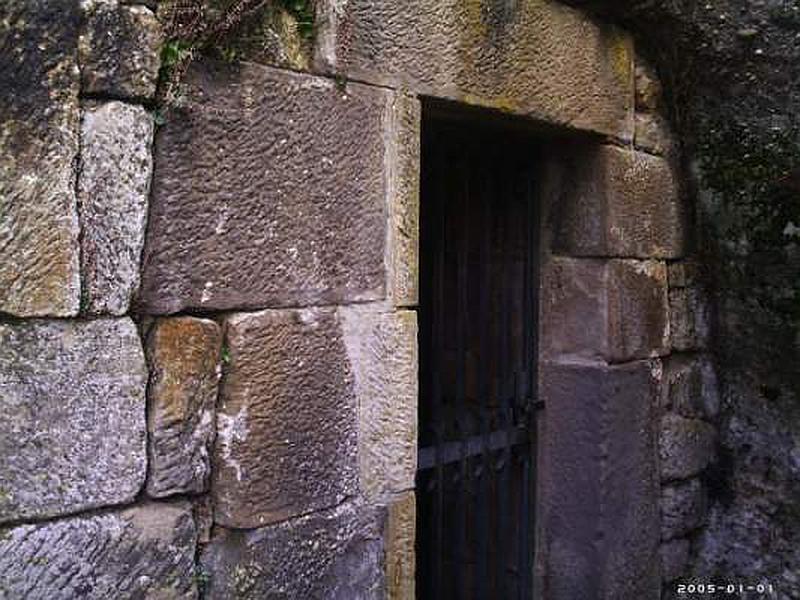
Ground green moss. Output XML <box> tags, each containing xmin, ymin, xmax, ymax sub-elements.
<box><xmin>697</xmin><ymin>115</ymin><xmax>800</xmax><ymax>380</ymax></box>
<box><xmin>156</xmin><ymin>0</ymin><xmax>315</xmax><ymax>107</ymax></box>
<box><xmin>161</xmin><ymin>39</ymin><xmax>194</xmax><ymax>70</ymax></box>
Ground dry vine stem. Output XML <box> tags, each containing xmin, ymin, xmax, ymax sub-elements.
<box><xmin>156</xmin><ymin>0</ymin><xmax>274</xmax><ymax>106</ymax></box>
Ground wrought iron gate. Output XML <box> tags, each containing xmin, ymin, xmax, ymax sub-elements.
<box><xmin>416</xmin><ymin>115</ymin><xmax>540</xmax><ymax>600</ymax></box>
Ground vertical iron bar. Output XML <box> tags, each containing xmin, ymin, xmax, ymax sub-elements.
<box><xmin>475</xmin><ymin>147</ymin><xmax>492</xmax><ymax>600</ymax></box>
<box><xmin>432</xmin><ymin>138</ymin><xmax>448</xmax><ymax>600</ymax></box>
<box><xmin>456</xmin><ymin>144</ymin><xmax>470</xmax><ymax>600</ymax></box>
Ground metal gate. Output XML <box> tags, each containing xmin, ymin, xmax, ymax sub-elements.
<box><xmin>416</xmin><ymin>114</ymin><xmax>541</xmax><ymax>600</ymax></box>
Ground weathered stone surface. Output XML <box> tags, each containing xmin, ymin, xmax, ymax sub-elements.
<box><xmin>201</xmin><ymin>501</ymin><xmax>385</xmax><ymax>599</ymax></box>
<box><xmin>79</xmin><ymin>101</ymin><xmax>154</xmax><ymax>315</ymax></box>
<box><xmin>166</xmin><ymin>1</ymin><xmax>313</xmax><ymax>71</ymax></box>
<box><xmin>659</xmin><ymin>414</ymin><xmax>716</xmax><ymax>481</ymax></box>
<box><xmin>662</xmin><ymin>355</ymin><xmax>719</xmax><ymax>419</ymax></box>
<box><xmin>539</xmin><ymin>360</ymin><xmax>660</xmax><ymax>600</ymax></box>
<box><xmin>0</xmin><ymin>1</ymin><xmax>81</xmax><ymax>317</ymax></box>
<box><xmin>0</xmin><ymin>502</ymin><xmax>197</xmax><ymax>599</ymax></box>
<box><xmin>660</xmin><ymin>538</ymin><xmax>690</xmax><ymax>582</ymax></box>
<box><xmin>80</xmin><ymin>3</ymin><xmax>162</xmax><ymax>100</ymax></box>
<box><xmin>670</xmin><ymin>286</ymin><xmax>712</xmax><ymax>351</ymax></box>
<box><xmin>0</xmin><ymin>318</ymin><xmax>147</xmax><ymax>524</ymax></box>
<box><xmin>541</xmin><ymin>258</ymin><xmax>670</xmax><ymax>363</ymax></box>
<box><xmin>340</xmin><ymin>308</ymin><xmax>417</xmax><ymax>501</ymax></box>
<box><xmin>140</xmin><ymin>60</ymin><xmax>392</xmax><ymax>314</ymax></box>
<box><xmin>607</xmin><ymin>260</ymin><xmax>670</xmax><ymax>361</ymax></box>
<box><xmin>146</xmin><ymin>317</ymin><xmax>221</xmax><ymax>498</ymax></box>
<box><xmin>662</xmin><ymin>478</ymin><xmax>707</xmax><ymax>540</ymax></box>
<box><xmin>318</xmin><ymin>0</ymin><xmax>634</xmax><ymax>139</ymax></box>
<box><xmin>386</xmin><ymin>492</ymin><xmax>416</xmax><ymax>600</ymax></box>
<box><xmin>553</xmin><ymin>145</ymin><xmax>684</xmax><ymax>258</ymax></box>
<box><xmin>213</xmin><ymin>308</ymin><xmax>358</xmax><ymax>528</ymax></box>
<box><xmin>634</xmin><ymin>62</ymin><xmax>662</xmax><ymax>113</ymax></box>
<box><xmin>635</xmin><ymin>112</ymin><xmax>674</xmax><ymax>156</ymax></box>
<box><xmin>667</xmin><ymin>259</ymin><xmax>703</xmax><ymax>289</ymax></box>
<box><xmin>387</xmin><ymin>93</ymin><xmax>421</xmax><ymax>307</ymax></box>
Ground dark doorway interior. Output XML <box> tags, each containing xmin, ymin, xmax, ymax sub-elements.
<box><xmin>416</xmin><ymin>105</ymin><xmax>541</xmax><ymax>600</ymax></box>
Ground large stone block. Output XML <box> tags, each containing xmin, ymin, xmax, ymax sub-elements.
<box><xmin>79</xmin><ymin>2</ymin><xmax>162</xmax><ymax>100</ymax></box>
<box><xmin>213</xmin><ymin>308</ymin><xmax>358</xmax><ymax>528</ymax></box>
<box><xmin>0</xmin><ymin>502</ymin><xmax>197</xmax><ymax>599</ymax></box>
<box><xmin>140</xmin><ymin>60</ymin><xmax>395</xmax><ymax>314</ymax></box>
<box><xmin>635</xmin><ymin>112</ymin><xmax>674</xmax><ymax>156</ymax></box>
<box><xmin>661</xmin><ymin>478</ymin><xmax>707</xmax><ymax>540</ymax></box>
<box><xmin>0</xmin><ymin>318</ymin><xmax>147</xmax><ymax>524</ymax></box>
<box><xmin>662</xmin><ymin>355</ymin><xmax>719</xmax><ymax>419</ymax></box>
<box><xmin>660</xmin><ymin>538</ymin><xmax>690</xmax><ymax>582</ymax></box>
<box><xmin>79</xmin><ymin>101</ymin><xmax>154</xmax><ymax>315</ymax></box>
<box><xmin>670</xmin><ymin>286</ymin><xmax>712</xmax><ymax>351</ymax></box>
<box><xmin>659</xmin><ymin>414</ymin><xmax>717</xmax><ymax>481</ymax></box>
<box><xmin>146</xmin><ymin>317</ymin><xmax>222</xmax><ymax>498</ymax></box>
<box><xmin>341</xmin><ymin>308</ymin><xmax>418</xmax><ymax>501</ymax></box>
<box><xmin>553</xmin><ymin>145</ymin><xmax>684</xmax><ymax>258</ymax></box>
<box><xmin>317</xmin><ymin>0</ymin><xmax>634</xmax><ymax>139</ymax></box>
<box><xmin>387</xmin><ymin>92</ymin><xmax>421</xmax><ymax>307</ymax></box>
<box><xmin>386</xmin><ymin>492</ymin><xmax>416</xmax><ymax>600</ymax></box>
<box><xmin>0</xmin><ymin>2</ymin><xmax>81</xmax><ymax>317</ymax></box>
<box><xmin>541</xmin><ymin>258</ymin><xmax>670</xmax><ymax>363</ymax></box>
<box><xmin>539</xmin><ymin>360</ymin><xmax>660</xmax><ymax>600</ymax></box>
<box><xmin>201</xmin><ymin>501</ymin><xmax>385</xmax><ymax>599</ymax></box>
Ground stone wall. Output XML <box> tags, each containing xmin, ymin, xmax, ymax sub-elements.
<box><xmin>538</xmin><ymin>61</ymin><xmax>718</xmax><ymax>598</ymax></box>
<box><xmin>1</xmin><ymin>1</ymin><xmax>714</xmax><ymax>598</ymax></box>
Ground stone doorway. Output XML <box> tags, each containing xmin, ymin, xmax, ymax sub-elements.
<box><xmin>416</xmin><ymin>106</ymin><xmax>541</xmax><ymax>599</ymax></box>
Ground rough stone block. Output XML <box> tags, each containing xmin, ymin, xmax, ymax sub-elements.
<box><xmin>667</xmin><ymin>259</ymin><xmax>703</xmax><ymax>289</ymax></box>
<box><xmin>660</xmin><ymin>538</ymin><xmax>690</xmax><ymax>582</ymax></box>
<box><xmin>539</xmin><ymin>360</ymin><xmax>660</xmax><ymax>600</ymax></box>
<box><xmin>79</xmin><ymin>101</ymin><xmax>154</xmax><ymax>315</ymax></box>
<box><xmin>146</xmin><ymin>317</ymin><xmax>222</xmax><ymax>498</ymax></box>
<box><xmin>0</xmin><ymin>502</ymin><xmax>197</xmax><ymax>599</ymax></box>
<box><xmin>662</xmin><ymin>478</ymin><xmax>707</xmax><ymax>540</ymax></box>
<box><xmin>79</xmin><ymin>3</ymin><xmax>162</xmax><ymax>100</ymax></box>
<box><xmin>0</xmin><ymin>318</ymin><xmax>147</xmax><ymax>524</ymax></box>
<box><xmin>387</xmin><ymin>92</ymin><xmax>421</xmax><ymax>307</ymax></box>
<box><xmin>318</xmin><ymin>0</ymin><xmax>634</xmax><ymax>139</ymax></box>
<box><xmin>662</xmin><ymin>355</ymin><xmax>720</xmax><ymax>419</ymax></box>
<box><xmin>0</xmin><ymin>2</ymin><xmax>81</xmax><ymax>317</ymax></box>
<box><xmin>635</xmin><ymin>62</ymin><xmax>662</xmax><ymax>112</ymax></box>
<box><xmin>659</xmin><ymin>414</ymin><xmax>716</xmax><ymax>481</ymax></box>
<box><xmin>670</xmin><ymin>287</ymin><xmax>712</xmax><ymax>351</ymax></box>
<box><xmin>386</xmin><ymin>492</ymin><xmax>416</xmax><ymax>600</ymax></box>
<box><xmin>541</xmin><ymin>258</ymin><xmax>670</xmax><ymax>363</ymax></box>
<box><xmin>554</xmin><ymin>145</ymin><xmax>684</xmax><ymax>258</ymax></box>
<box><xmin>140</xmin><ymin>60</ymin><xmax>393</xmax><ymax>314</ymax></box>
<box><xmin>201</xmin><ymin>501</ymin><xmax>385</xmax><ymax>599</ymax></box>
<box><xmin>635</xmin><ymin>112</ymin><xmax>674</xmax><ymax>156</ymax></box>
<box><xmin>341</xmin><ymin>308</ymin><xmax>418</xmax><ymax>501</ymax></box>
<box><xmin>213</xmin><ymin>308</ymin><xmax>358</xmax><ymax>528</ymax></box>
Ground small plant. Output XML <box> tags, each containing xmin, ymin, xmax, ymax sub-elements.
<box><xmin>156</xmin><ymin>0</ymin><xmax>316</xmax><ymax>108</ymax></box>
<box><xmin>279</xmin><ymin>0</ymin><xmax>314</xmax><ymax>39</ymax></box>
<box><xmin>161</xmin><ymin>39</ymin><xmax>195</xmax><ymax>70</ymax></box>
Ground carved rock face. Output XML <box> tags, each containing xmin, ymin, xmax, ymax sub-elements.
<box><xmin>318</xmin><ymin>0</ymin><xmax>634</xmax><ymax>139</ymax></box>
<box><xmin>146</xmin><ymin>316</ymin><xmax>222</xmax><ymax>498</ymax></box>
<box><xmin>212</xmin><ymin>308</ymin><xmax>359</xmax><ymax>529</ymax></box>
<box><xmin>0</xmin><ymin>318</ymin><xmax>147</xmax><ymax>524</ymax></box>
<box><xmin>201</xmin><ymin>501</ymin><xmax>385</xmax><ymax>600</ymax></box>
<box><xmin>0</xmin><ymin>503</ymin><xmax>197</xmax><ymax>600</ymax></box>
<box><xmin>0</xmin><ymin>1</ymin><xmax>81</xmax><ymax>317</ymax></box>
<box><xmin>139</xmin><ymin>61</ymin><xmax>391</xmax><ymax>314</ymax></box>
